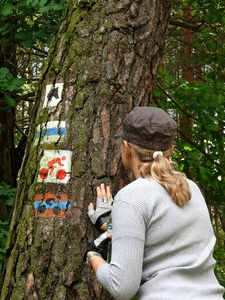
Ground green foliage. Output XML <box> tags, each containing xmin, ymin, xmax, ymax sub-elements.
<box><xmin>0</xmin><ymin>0</ymin><xmax>68</xmax><ymax>144</ymax></box>
<box><xmin>156</xmin><ymin>74</ymin><xmax>225</xmax><ymax>296</ymax></box>
<box><xmin>0</xmin><ymin>67</ymin><xmax>26</xmax><ymax>106</ymax></box>
<box><xmin>0</xmin><ymin>182</ymin><xmax>16</xmax><ymax>267</ymax></box>
<box><xmin>14</xmin><ymin>131</ymin><xmax>23</xmax><ymax>147</ymax></box>
<box><xmin>155</xmin><ymin>0</ymin><xmax>225</xmax><ymax>294</ymax></box>
<box><xmin>0</xmin><ymin>182</ymin><xmax>16</xmax><ymax>206</ymax></box>
<box><xmin>0</xmin><ymin>220</ymin><xmax>9</xmax><ymax>266</ymax></box>
<box><xmin>0</xmin><ymin>0</ymin><xmax>68</xmax><ymax>47</ymax></box>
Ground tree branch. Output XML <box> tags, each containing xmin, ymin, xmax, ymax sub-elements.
<box><xmin>155</xmin><ymin>84</ymin><xmax>198</xmax><ymax>121</ymax></box>
<box><xmin>177</xmin><ymin>128</ymin><xmax>225</xmax><ymax>171</ymax></box>
<box><xmin>169</xmin><ymin>19</ymin><xmax>203</xmax><ymax>31</ymax></box>
<box><xmin>153</xmin><ymin>93</ymin><xmax>225</xmax><ymax>171</ymax></box>
<box><xmin>32</xmin><ymin>46</ymin><xmax>48</xmax><ymax>55</ymax></box>
<box><xmin>16</xmin><ymin>92</ymin><xmax>35</xmax><ymax>102</ymax></box>
<box><xmin>14</xmin><ymin>122</ymin><xmax>28</xmax><ymax>138</ymax></box>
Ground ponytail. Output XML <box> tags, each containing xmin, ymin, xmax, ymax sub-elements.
<box><xmin>128</xmin><ymin>142</ymin><xmax>191</xmax><ymax>207</ymax></box>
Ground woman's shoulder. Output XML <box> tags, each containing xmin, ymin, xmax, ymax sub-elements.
<box><xmin>120</xmin><ymin>176</ymin><xmax>164</xmax><ymax>192</ymax></box>
<box><xmin>114</xmin><ymin>177</ymin><xmax>166</xmax><ymax>207</ymax></box>
<box><xmin>186</xmin><ymin>178</ymin><xmax>203</xmax><ymax>194</ymax></box>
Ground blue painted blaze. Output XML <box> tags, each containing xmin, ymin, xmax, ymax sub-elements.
<box><xmin>36</xmin><ymin>127</ymin><xmax>66</xmax><ymax>138</ymax></box>
<box><xmin>34</xmin><ymin>201</ymin><xmax>71</xmax><ymax>210</ymax></box>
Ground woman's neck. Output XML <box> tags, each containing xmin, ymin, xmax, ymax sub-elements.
<box><xmin>130</xmin><ymin>159</ymin><xmax>141</xmax><ymax>179</ymax></box>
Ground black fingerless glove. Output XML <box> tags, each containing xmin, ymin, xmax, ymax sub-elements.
<box><xmin>83</xmin><ymin>232</ymin><xmax>111</xmax><ymax>262</ymax></box>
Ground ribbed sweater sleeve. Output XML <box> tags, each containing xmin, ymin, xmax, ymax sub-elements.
<box><xmin>96</xmin><ymin>197</ymin><xmax>147</xmax><ymax>300</ymax></box>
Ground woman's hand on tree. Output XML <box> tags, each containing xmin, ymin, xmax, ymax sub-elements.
<box><xmin>88</xmin><ymin>183</ymin><xmax>113</xmax><ymax>230</ymax></box>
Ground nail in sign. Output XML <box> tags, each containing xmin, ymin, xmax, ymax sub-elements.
<box><xmin>38</xmin><ymin>150</ymin><xmax>72</xmax><ymax>184</ymax></box>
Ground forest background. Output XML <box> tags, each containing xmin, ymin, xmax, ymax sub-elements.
<box><xmin>0</xmin><ymin>0</ymin><xmax>224</xmax><ymax>297</ymax></box>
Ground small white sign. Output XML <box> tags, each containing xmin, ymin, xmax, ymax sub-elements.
<box><xmin>37</xmin><ymin>150</ymin><xmax>72</xmax><ymax>184</ymax></box>
<box><xmin>35</xmin><ymin>121</ymin><xmax>66</xmax><ymax>145</ymax></box>
<box><xmin>43</xmin><ymin>83</ymin><xmax>64</xmax><ymax>108</ymax></box>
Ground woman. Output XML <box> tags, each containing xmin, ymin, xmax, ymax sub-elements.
<box><xmin>84</xmin><ymin>107</ymin><xmax>224</xmax><ymax>300</ymax></box>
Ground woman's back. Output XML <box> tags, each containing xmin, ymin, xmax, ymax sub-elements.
<box><xmin>126</xmin><ymin>177</ymin><xmax>224</xmax><ymax>299</ymax></box>
<box><xmin>105</xmin><ymin>178</ymin><xmax>223</xmax><ymax>300</ymax></box>
<box><xmin>88</xmin><ymin>107</ymin><xmax>224</xmax><ymax>300</ymax></box>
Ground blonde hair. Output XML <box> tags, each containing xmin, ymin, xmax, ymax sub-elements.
<box><xmin>128</xmin><ymin>142</ymin><xmax>191</xmax><ymax>207</ymax></box>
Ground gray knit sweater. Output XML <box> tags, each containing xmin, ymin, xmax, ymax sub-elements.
<box><xmin>96</xmin><ymin>177</ymin><xmax>224</xmax><ymax>300</ymax></box>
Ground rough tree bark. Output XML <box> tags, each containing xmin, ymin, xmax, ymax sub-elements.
<box><xmin>0</xmin><ymin>0</ymin><xmax>173</xmax><ymax>299</ymax></box>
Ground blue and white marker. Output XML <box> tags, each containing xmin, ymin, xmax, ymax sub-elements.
<box><xmin>35</xmin><ymin>121</ymin><xmax>66</xmax><ymax>144</ymax></box>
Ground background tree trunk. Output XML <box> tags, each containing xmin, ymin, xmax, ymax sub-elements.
<box><xmin>0</xmin><ymin>18</ymin><xmax>17</xmax><ymax>188</ymax></box>
<box><xmin>0</xmin><ymin>18</ymin><xmax>18</xmax><ymax>218</ymax></box>
<box><xmin>181</xmin><ymin>3</ymin><xmax>193</xmax><ymax>133</ymax></box>
<box><xmin>0</xmin><ymin>0</ymin><xmax>173</xmax><ymax>298</ymax></box>
<box><xmin>179</xmin><ymin>4</ymin><xmax>194</xmax><ymax>180</ymax></box>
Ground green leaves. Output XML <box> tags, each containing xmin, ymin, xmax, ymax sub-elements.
<box><xmin>0</xmin><ymin>181</ymin><xmax>16</xmax><ymax>206</ymax></box>
<box><xmin>157</xmin><ymin>2</ymin><xmax>225</xmax><ymax>291</ymax></box>
<box><xmin>25</xmin><ymin>0</ymin><xmax>65</xmax><ymax>11</ymax></box>
<box><xmin>0</xmin><ymin>68</ymin><xmax>26</xmax><ymax>106</ymax></box>
<box><xmin>39</xmin><ymin>0</ymin><xmax>54</xmax><ymax>13</ymax></box>
<box><xmin>0</xmin><ymin>182</ymin><xmax>16</xmax><ymax>267</ymax></box>
<box><xmin>0</xmin><ymin>0</ymin><xmax>14</xmax><ymax>15</ymax></box>
<box><xmin>0</xmin><ymin>0</ymin><xmax>68</xmax><ymax>47</ymax></box>
<box><xmin>0</xmin><ymin>22</ymin><xmax>13</xmax><ymax>35</ymax></box>
<box><xmin>0</xmin><ymin>220</ymin><xmax>9</xmax><ymax>264</ymax></box>
<box><xmin>0</xmin><ymin>0</ymin><xmax>68</xmax><ymax>109</ymax></box>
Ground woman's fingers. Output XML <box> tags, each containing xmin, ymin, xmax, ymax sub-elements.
<box><xmin>88</xmin><ymin>203</ymin><xmax>94</xmax><ymax>211</ymax></box>
<box><xmin>100</xmin><ymin>183</ymin><xmax>107</xmax><ymax>198</ymax></box>
<box><xmin>96</xmin><ymin>183</ymin><xmax>112</xmax><ymax>200</ymax></box>
<box><xmin>96</xmin><ymin>186</ymin><xmax>101</xmax><ymax>197</ymax></box>
<box><xmin>106</xmin><ymin>186</ymin><xmax>113</xmax><ymax>200</ymax></box>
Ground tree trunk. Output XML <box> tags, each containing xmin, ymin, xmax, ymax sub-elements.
<box><xmin>180</xmin><ymin>4</ymin><xmax>194</xmax><ymax>180</ymax></box>
<box><xmin>0</xmin><ymin>18</ymin><xmax>18</xmax><ymax>219</ymax></box>
<box><xmin>0</xmin><ymin>0</ymin><xmax>173</xmax><ymax>299</ymax></box>
<box><xmin>182</xmin><ymin>5</ymin><xmax>193</xmax><ymax>83</ymax></box>
<box><xmin>0</xmin><ymin>18</ymin><xmax>17</xmax><ymax>187</ymax></box>
<box><xmin>181</xmin><ymin>4</ymin><xmax>193</xmax><ymax>131</ymax></box>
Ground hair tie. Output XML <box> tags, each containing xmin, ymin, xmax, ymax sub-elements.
<box><xmin>153</xmin><ymin>151</ymin><xmax>163</xmax><ymax>160</ymax></box>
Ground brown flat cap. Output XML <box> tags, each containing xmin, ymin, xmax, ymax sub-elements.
<box><xmin>115</xmin><ymin>107</ymin><xmax>177</xmax><ymax>150</ymax></box>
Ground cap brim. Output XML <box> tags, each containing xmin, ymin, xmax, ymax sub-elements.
<box><xmin>114</xmin><ymin>130</ymin><xmax>123</xmax><ymax>138</ymax></box>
